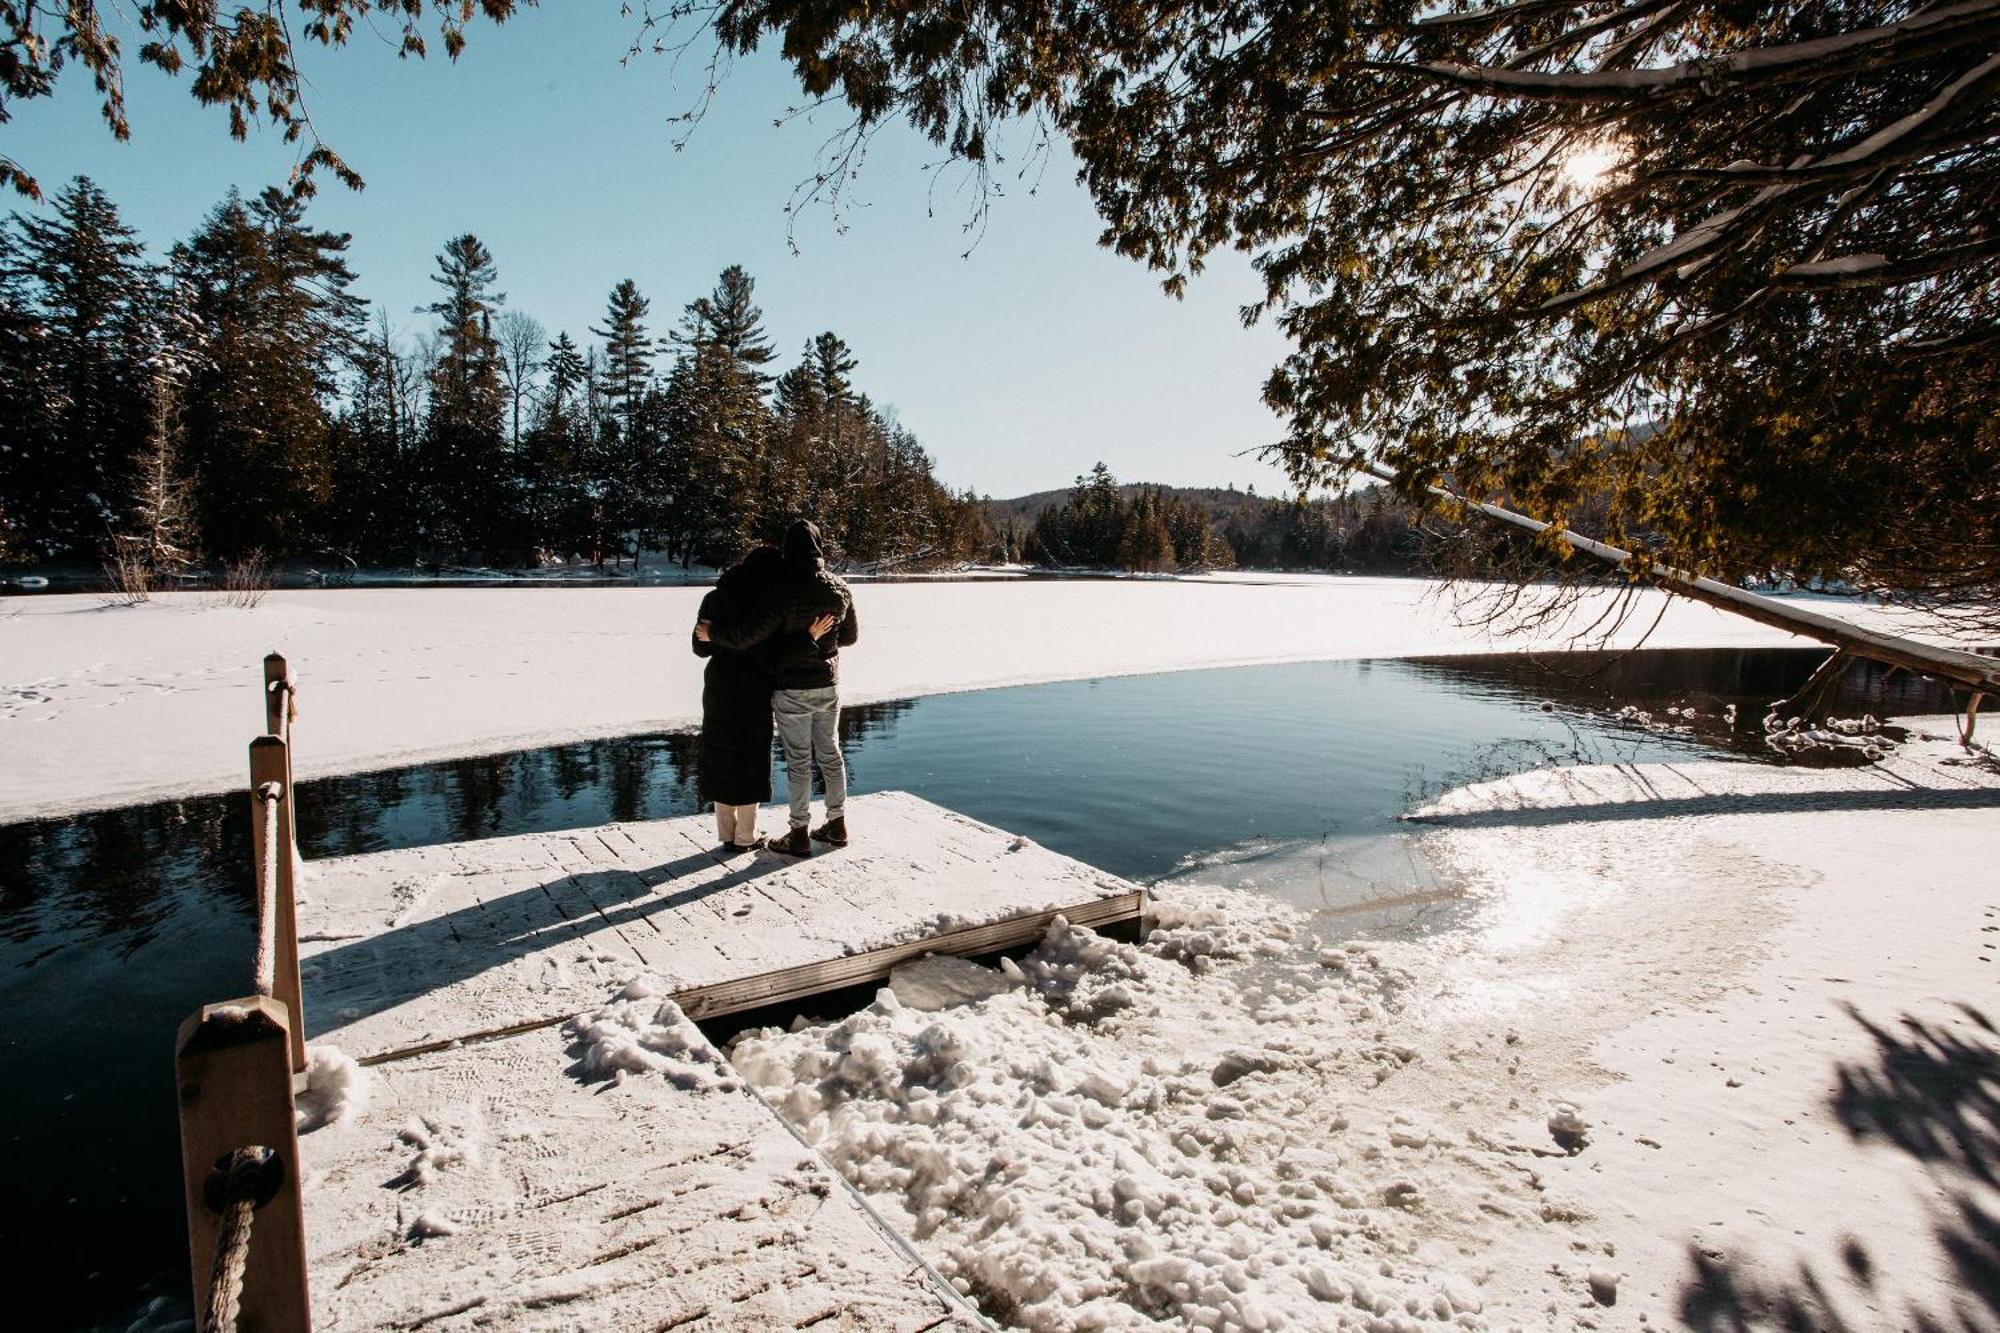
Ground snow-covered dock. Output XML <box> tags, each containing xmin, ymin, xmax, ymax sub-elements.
<box><xmin>290</xmin><ymin>791</ymin><xmax>1144</xmax><ymax>1329</ymax></box>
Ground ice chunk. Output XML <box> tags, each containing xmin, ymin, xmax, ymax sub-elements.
<box><xmin>888</xmin><ymin>954</ymin><xmax>1014</xmax><ymax>1011</ymax></box>
<box><xmin>1548</xmin><ymin>1101</ymin><xmax>1590</xmax><ymax>1152</ymax></box>
<box><xmin>1210</xmin><ymin>1048</ymin><xmax>1286</xmax><ymax>1087</ymax></box>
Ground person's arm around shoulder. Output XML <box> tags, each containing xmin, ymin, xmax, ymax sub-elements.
<box><xmin>708</xmin><ymin>591</ymin><xmax>787</xmax><ymax>652</ymax></box>
<box><xmin>837</xmin><ymin>589</ymin><xmax>859</xmax><ymax>648</ymax></box>
<box><xmin>758</xmin><ymin>614</ymin><xmax>834</xmax><ymax>673</ymax></box>
<box><xmin>692</xmin><ymin>591</ymin><xmax>720</xmax><ymax>658</ymax></box>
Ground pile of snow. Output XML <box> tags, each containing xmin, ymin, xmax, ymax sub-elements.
<box><xmin>395</xmin><ymin>1107</ymin><xmax>484</xmax><ymax>1187</ymax></box>
<box><xmin>565</xmin><ymin>981</ymin><xmax>739</xmax><ymax>1092</ymax></box>
<box><xmin>1761</xmin><ymin>708</ymin><xmax>1890</xmax><ymax>759</ymax></box>
<box><xmin>294</xmin><ymin>1044</ymin><xmax>369</xmax><ymax>1133</ymax></box>
<box><xmin>730</xmin><ymin>888</ymin><xmax>1500</xmax><ymax>1332</ymax></box>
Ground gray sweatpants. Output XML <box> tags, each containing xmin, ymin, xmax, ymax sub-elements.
<box><xmin>773</xmin><ymin>686</ymin><xmax>847</xmax><ymax>830</ymax></box>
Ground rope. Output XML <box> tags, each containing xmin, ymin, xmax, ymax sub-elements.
<box><xmin>253</xmin><ymin>782</ymin><xmax>282</xmax><ymax>998</ymax></box>
<box><xmin>202</xmin><ymin>1150</ymin><xmax>265</xmax><ymax>1333</ymax></box>
<box><xmin>266</xmin><ymin>677</ymin><xmax>297</xmax><ymax>727</ymax></box>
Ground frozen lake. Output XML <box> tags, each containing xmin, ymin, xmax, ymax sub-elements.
<box><xmin>0</xmin><ymin>646</ymin><xmax>1953</xmax><ymax>1329</ymax></box>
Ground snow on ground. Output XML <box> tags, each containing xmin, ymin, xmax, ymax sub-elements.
<box><xmin>0</xmin><ymin>576</ymin><xmax>1922</xmax><ymax>822</ymax></box>
<box><xmin>728</xmin><ymin>727</ymin><xmax>2000</xmax><ymax>1331</ymax></box>
<box><xmin>294</xmin><ymin>1016</ymin><xmax>981</xmax><ymax>1332</ymax></box>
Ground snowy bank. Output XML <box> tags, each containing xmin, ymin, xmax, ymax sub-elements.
<box><xmin>729</xmin><ymin>728</ymin><xmax>2000</xmax><ymax>1330</ymax></box>
<box><xmin>0</xmin><ymin>576</ymin><xmax>1915</xmax><ymax>822</ymax></box>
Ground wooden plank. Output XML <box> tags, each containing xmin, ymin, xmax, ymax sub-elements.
<box><xmin>672</xmin><ymin>889</ymin><xmax>1148</xmax><ymax>1020</ymax></box>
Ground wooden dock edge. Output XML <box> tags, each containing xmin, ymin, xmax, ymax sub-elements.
<box><xmin>358</xmin><ymin>888</ymin><xmax>1150</xmax><ymax>1067</ymax></box>
<box><xmin>674</xmin><ymin>888</ymin><xmax>1150</xmax><ymax>1020</ymax></box>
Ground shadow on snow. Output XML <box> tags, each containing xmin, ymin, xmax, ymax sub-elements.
<box><xmin>1678</xmin><ymin>1003</ymin><xmax>2000</xmax><ymax>1331</ymax></box>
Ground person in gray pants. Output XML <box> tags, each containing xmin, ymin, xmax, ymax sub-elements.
<box><xmin>696</xmin><ymin>519</ymin><xmax>858</xmax><ymax>856</ymax></box>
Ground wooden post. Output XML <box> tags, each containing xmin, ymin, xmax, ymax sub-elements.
<box><xmin>175</xmin><ymin>996</ymin><xmax>312</xmax><ymax>1332</ymax></box>
<box><xmin>250</xmin><ymin>737</ymin><xmax>307</xmax><ymax>1072</ymax></box>
<box><xmin>261</xmin><ymin>653</ymin><xmax>300</xmax><ymax>945</ymax></box>
<box><xmin>262</xmin><ymin>653</ymin><xmax>291</xmax><ymax>740</ymax></box>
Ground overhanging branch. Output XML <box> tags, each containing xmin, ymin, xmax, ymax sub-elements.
<box><xmin>1363</xmin><ymin>461</ymin><xmax>2000</xmax><ymax>695</ymax></box>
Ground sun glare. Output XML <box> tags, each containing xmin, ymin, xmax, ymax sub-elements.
<box><xmin>1559</xmin><ymin>139</ymin><xmax>1626</xmax><ymax>193</ymax></box>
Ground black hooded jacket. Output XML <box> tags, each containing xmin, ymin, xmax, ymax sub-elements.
<box><xmin>710</xmin><ymin>520</ymin><xmax>858</xmax><ymax>689</ymax></box>
<box><xmin>691</xmin><ymin>546</ymin><xmax>821</xmax><ymax>804</ymax></box>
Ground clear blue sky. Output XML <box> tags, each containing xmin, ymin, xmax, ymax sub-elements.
<box><xmin>11</xmin><ymin>6</ymin><xmax>1297</xmax><ymax>500</ymax></box>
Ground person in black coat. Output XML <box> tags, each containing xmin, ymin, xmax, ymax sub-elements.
<box><xmin>691</xmin><ymin>545</ymin><xmax>834</xmax><ymax>852</ymax></box>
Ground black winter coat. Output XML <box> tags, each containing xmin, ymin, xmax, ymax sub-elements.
<box><xmin>710</xmin><ymin>521</ymin><xmax>859</xmax><ymax>690</ymax></box>
<box><xmin>692</xmin><ymin>571</ymin><xmax>819</xmax><ymax>806</ymax></box>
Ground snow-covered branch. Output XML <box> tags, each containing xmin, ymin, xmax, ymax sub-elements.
<box><xmin>1386</xmin><ymin>1</ymin><xmax>2000</xmax><ymax>103</ymax></box>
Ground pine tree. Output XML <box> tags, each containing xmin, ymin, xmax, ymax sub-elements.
<box><xmin>679</xmin><ymin>265</ymin><xmax>777</xmax><ymax>387</ymax></box>
<box><xmin>0</xmin><ymin>220</ymin><xmax>60</xmax><ymax>560</ymax></box>
<box><xmin>661</xmin><ymin>343</ymin><xmax>759</xmax><ymax>566</ymax></box>
<box><xmin>327</xmin><ymin>315</ymin><xmax>422</xmax><ymax>560</ymax></box>
<box><xmin>809</xmin><ymin>331</ymin><xmax>856</xmax><ymax>405</ymax></box>
<box><xmin>590</xmin><ymin>280</ymin><xmax>661</xmax><ymax>566</ymax></box>
<box><xmin>5</xmin><ymin>177</ymin><xmax>155</xmax><ymax>556</ymax></box>
<box><xmin>425</xmin><ymin>234</ymin><xmax>506</xmax><ymax>430</ymax></box>
<box><xmin>797</xmin><ymin>332</ymin><xmax>867</xmax><ymax>541</ymax></box>
<box><xmin>0</xmin><ymin>177</ymin><xmax>989</xmax><ymax>578</ymax></box>
<box><xmin>1118</xmin><ymin>488</ymin><xmax>1176</xmax><ymax>573</ymax></box>
<box><xmin>542</xmin><ymin>332</ymin><xmax>588</xmax><ymax>415</ymax></box>
<box><xmin>517</xmin><ymin>332</ymin><xmax>591</xmax><ymax>560</ymax></box>
<box><xmin>420</xmin><ymin>233</ymin><xmax>510</xmax><ymax>557</ymax></box>
<box><xmin>660</xmin><ymin>272</ymin><xmax>780</xmax><ymax>565</ymax></box>
<box><xmin>594</xmin><ymin>279</ymin><xmax>655</xmax><ymax>433</ymax></box>
<box><xmin>762</xmin><ymin>359</ymin><xmax>823</xmax><ymax>533</ymax></box>
<box><xmin>173</xmin><ymin>187</ymin><xmax>362</xmax><ymax>556</ymax></box>
<box><xmin>254</xmin><ymin>189</ymin><xmax>365</xmax><ymax>392</ymax></box>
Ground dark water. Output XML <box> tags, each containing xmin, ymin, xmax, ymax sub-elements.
<box><xmin>0</xmin><ymin>647</ymin><xmax>1955</xmax><ymax>1329</ymax></box>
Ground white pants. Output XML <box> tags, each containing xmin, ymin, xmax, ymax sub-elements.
<box><xmin>715</xmin><ymin>802</ymin><xmax>760</xmax><ymax>845</ymax></box>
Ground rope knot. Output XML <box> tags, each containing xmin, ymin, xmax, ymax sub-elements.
<box><xmin>205</xmin><ymin>1146</ymin><xmax>280</xmax><ymax>1212</ymax></box>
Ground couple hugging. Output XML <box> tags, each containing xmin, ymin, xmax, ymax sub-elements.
<box><xmin>691</xmin><ymin>519</ymin><xmax>858</xmax><ymax>858</ymax></box>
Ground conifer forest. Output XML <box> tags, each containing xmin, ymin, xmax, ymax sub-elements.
<box><xmin>0</xmin><ymin>177</ymin><xmax>994</xmax><ymax>577</ymax></box>
<box><xmin>1</xmin><ymin>177</ymin><xmax>1445</xmax><ymax>583</ymax></box>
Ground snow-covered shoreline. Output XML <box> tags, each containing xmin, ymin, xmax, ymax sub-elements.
<box><xmin>0</xmin><ymin>575</ymin><xmax>1921</xmax><ymax>823</ymax></box>
<box><xmin>728</xmin><ymin>729</ymin><xmax>2000</xmax><ymax>1330</ymax></box>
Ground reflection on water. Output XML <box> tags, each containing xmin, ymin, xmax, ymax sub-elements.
<box><xmin>0</xmin><ymin>647</ymin><xmax>1960</xmax><ymax>1329</ymax></box>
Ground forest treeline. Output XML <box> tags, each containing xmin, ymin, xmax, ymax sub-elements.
<box><xmin>995</xmin><ymin>464</ymin><xmax>1428</xmax><ymax>574</ymax></box>
<box><xmin>0</xmin><ymin>177</ymin><xmax>987</xmax><ymax>575</ymax></box>
<box><xmin>1</xmin><ymin>177</ymin><xmax>1436</xmax><ymax>581</ymax></box>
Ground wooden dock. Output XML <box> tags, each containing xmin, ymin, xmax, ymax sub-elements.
<box><xmin>291</xmin><ymin>790</ymin><xmax>1146</xmax><ymax>1330</ymax></box>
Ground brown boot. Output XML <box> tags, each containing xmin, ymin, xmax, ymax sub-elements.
<box><xmin>811</xmin><ymin>816</ymin><xmax>848</xmax><ymax>847</ymax></box>
<box><xmin>768</xmin><ymin>826</ymin><xmax>812</xmax><ymax>857</ymax></box>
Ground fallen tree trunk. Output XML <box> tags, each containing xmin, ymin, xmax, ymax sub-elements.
<box><xmin>1365</xmin><ymin>462</ymin><xmax>2000</xmax><ymax>696</ymax></box>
